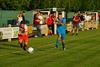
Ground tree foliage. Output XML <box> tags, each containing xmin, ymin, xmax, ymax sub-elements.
<box><xmin>0</xmin><ymin>0</ymin><xmax>100</xmax><ymax>11</ymax></box>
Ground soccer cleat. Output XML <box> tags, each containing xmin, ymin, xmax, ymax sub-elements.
<box><xmin>54</xmin><ymin>46</ymin><xmax>58</xmax><ymax>48</ymax></box>
<box><xmin>23</xmin><ymin>46</ymin><xmax>27</xmax><ymax>51</ymax></box>
<box><xmin>63</xmin><ymin>48</ymin><xmax>66</xmax><ymax>51</ymax></box>
<box><xmin>23</xmin><ymin>47</ymin><xmax>26</xmax><ymax>51</ymax></box>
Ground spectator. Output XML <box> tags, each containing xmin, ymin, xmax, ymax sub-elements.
<box><xmin>38</xmin><ymin>12</ymin><xmax>44</xmax><ymax>25</ymax></box>
<box><xmin>84</xmin><ymin>14</ymin><xmax>92</xmax><ymax>30</ymax></box>
<box><xmin>72</xmin><ymin>13</ymin><xmax>80</xmax><ymax>35</ymax></box>
<box><xmin>16</xmin><ymin>13</ymin><xmax>23</xmax><ymax>26</ymax></box>
<box><xmin>21</xmin><ymin>11</ymin><xmax>26</xmax><ymax>22</ymax></box>
<box><xmin>51</xmin><ymin>13</ymin><xmax>56</xmax><ymax>34</ymax></box>
<box><xmin>46</xmin><ymin>14</ymin><xmax>53</xmax><ymax>35</ymax></box>
<box><xmin>34</xmin><ymin>13</ymin><xmax>42</xmax><ymax>37</ymax></box>
<box><xmin>79</xmin><ymin>14</ymin><xmax>85</xmax><ymax>31</ymax></box>
<box><xmin>16</xmin><ymin>11</ymin><xmax>26</xmax><ymax>26</ymax></box>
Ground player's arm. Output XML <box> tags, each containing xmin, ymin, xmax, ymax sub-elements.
<box><xmin>24</xmin><ymin>25</ymin><xmax>28</xmax><ymax>35</ymax></box>
<box><xmin>18</xmin><ymin>28</ymin><xmax>24</xmax><ymax>35</ymax></box>
<box><xmin>61</xmin><ymin>18</ymin><xmax>66</xmax><ymax>26</ymax></box>
<box><xmin>54</xmin><ymin>17</ymin><xmax>59</xmax><ymax>24</ymax></box>
<box><xmin>61</xmin><ymin>22</ymin><xmax>65</xmax><ymax>26</ymax></box>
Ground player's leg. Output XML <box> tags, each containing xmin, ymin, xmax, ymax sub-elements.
<box><xmin>37</xmin><ymin>25</ymin><xmax>42</xmax><ymax>37</ymax></box>
<box><xmin>50</xmin><ymin>26</ymin><xmax>53</xmax><ymax>35</ymax></box>
<box><xmin>61</xmin><ymin>31</ymin><xmax>66</xmax><ymax>50</ymax></box>
<box><xmin>55</xmin><ymin>29</ymin><xmax>61</xmax><ymax>48</ymax></box>
<box><xmin>19</xmin><ymin>40</ymin><xmax>23</xmax><ymax>48</ymax></box>
<box><xmin>76</xmin><ymin>24</ymin><xmax>79</xmax><ymax>35</ymax></box>
<box><xmin>23</xmin><ymin>35</ymin><xmax>29</xmax><ymax>50</ymax></box>
<box><xmin>56</xmin><ymin>34</ymin><xmax>61</xmax><ymax>48</ymax></box>
<box><xmin>61</xmin><ymin>39</ymin><xmax>65</xmax><ymax>50</ymax></box>
<box><xmin>23</xmin><ymin>41</ymin><xmax>28</xmax><ymax>50</ymax></box>
<box><xmin>48</xmin><ymin>25</ymin><xmax>53</xmax><ymax>35</ymax></box>
<box><xmin>18</xmin><ymin>35</ymin><xmax>23</xmax><ymax>48</ymax></box>
<box><xmin>52</xmin><ymin>24</ymin><xmax>54</xmax><ymax>34</ymax></box>
<box><xmin>72</xmin><ymin>23</ymin><xmax>75</xmax><ymax>35</ymax></box>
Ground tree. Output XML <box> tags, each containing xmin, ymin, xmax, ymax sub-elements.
<box><xmin>0</xmin><ymin>0</ymin><xmax>100</xmax><ymax>11</ymax></box>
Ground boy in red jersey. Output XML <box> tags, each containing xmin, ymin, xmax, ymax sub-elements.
<box><xmin>18</xmin><ymin>21</ymin><xmax>29</xmax><ymax>50</ymax></box>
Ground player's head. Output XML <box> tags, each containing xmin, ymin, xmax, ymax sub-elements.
<box><xmin>58</xmin><ymin>13</ymin><xmax>62</xmax><ymax>20</ymax></box>
<box><xmin>19</xmin><ymin>13</ymin><xmax>22</xmax><ymax>17</ymax></box>
<box><xmin>20</xmin><ymin>21</ymin><xmax>25</xmax><ymax>27</ymax></box>
<box><xmin>22</xmin><ymin>11</ymin><xmax>25</xmax><ymax>16</ymax></box>
<box><xmin>49</xmin><ymin>14</ymin><xmax>52</xmax><ymax>17</ymax></box>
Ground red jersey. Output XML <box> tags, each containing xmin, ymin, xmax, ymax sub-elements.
<box><xmin>18</xmin><ymin>24</ymin><xmax>28</xmax><ymax>42</ymax></box>
<box><xmin>98</xmin><ymin>13</ymin><xmax>100</xmax><ymax>17</ymax></box>
<box><xmin>46</xmin><ymin>17</ymin><xmax>53</xmax><ymax>25</ymax></box>
<box><xmin>34</xmin><ymin>18</ymin><xmax>40</xmax><ymax>26</ymax></box>
<box><xmin>51</xmin><ymin>15</ymin><xmax>56</xmax><ymax>22</ymax></box>
<box><xmin>73</xmin><ymin>16</ymin><xmax>80</xmax><ymax>24</ymax></box>
<box><xmin>19</xmin><ymin>24</ymin><xmax>28</xmax><ymax>34</ymax></box>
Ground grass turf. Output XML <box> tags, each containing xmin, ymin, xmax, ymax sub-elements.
<box><xmin>0</xmin><ymin>29</ymin><xmax>100</xmax><ymax>67</ymax></box>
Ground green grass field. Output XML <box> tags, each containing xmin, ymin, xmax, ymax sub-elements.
<box><xmin>0</xmin><ymin>29</ymin><xmax>100</xmax><ymax>67</ymax></box>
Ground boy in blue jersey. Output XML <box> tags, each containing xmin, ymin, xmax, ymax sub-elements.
<box><xmin>55</xmin><ymin>14</ymin><xmax>66</xmax><ymax>50</ymax></box>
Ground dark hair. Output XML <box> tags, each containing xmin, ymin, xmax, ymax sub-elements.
<box><xmin>22</xmin><ymin>11</ymin><xmax>25</xmax><ymax>13</ymax></box>
<box><xmin>58</xmin><ymin>13</ymin><xmax>62</xmax><ymax>15</ymax></box>
<box><xmin>20</xmin><ymin>21</ymin><xmax>25</xmax><ymax>24</ymax></box>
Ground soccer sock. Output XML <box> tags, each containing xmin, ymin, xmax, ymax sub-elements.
<box><xmin>62</xmin><ymin>43</ymin><xmax>65</xmax><ymax>50</ymax></box>
<box><xmin>23</xmin><ymin>45</ymin><xmax>27</xmax><ymax>51</ymax></box>
<box><xmin>56</xmin><ymin>40</ymin><xmax>60</xmax><ymax>48</ymax></box>
<box><xmin>76</xmin><ymin>33</ymin><xmax>78</xmax><ymax>35</ymax></box>
<box><xmin>20</xmin><ymin>43</ymin><xmax>23</xmax><ymax>48</ymax></box>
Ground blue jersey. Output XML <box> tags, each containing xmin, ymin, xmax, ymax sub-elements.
<box><xmin>56</xmin><ymin>17</ymin><xmax>66</xmax><ymax>40</ymax></box>
<box><xmin>57</xmin><ymin>17</ymin><xmax>66</xmax><ymax>31</ymax></box>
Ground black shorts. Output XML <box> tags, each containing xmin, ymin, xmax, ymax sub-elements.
<box><xmin>48</xmin><ymin>25</ymin><xmax>53</xmax><ymax>30</ymax></box>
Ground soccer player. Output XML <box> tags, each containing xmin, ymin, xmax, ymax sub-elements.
<box><xmin>18</xmin><ymin>21</ymin><xmax>29</xmax><ymax>50</ymax></box>
<box><xmin>55</xmin><ymin>14</ymin><xmax>66</xmax><ymax>50</ymax></box>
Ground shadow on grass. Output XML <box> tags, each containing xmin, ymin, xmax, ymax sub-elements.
<box><xmin>12</xmin><ymin>52</ymin><xmax>27</xmax><ymax>55</ymax></box>
<box><xmin>0</xmin><ymin>41</ymin><xmax>20</xmax><ymax>51</ymax></box>
<box><xmin>0</xmin><ymin>43</ymin><xmax>19</xmax><ymax>48</ymax></box>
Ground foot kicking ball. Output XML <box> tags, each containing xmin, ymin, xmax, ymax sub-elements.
<box><xmin>27</xmin><ymin>47</ymin><xmax>34</xmax><ymax>54</ymax></box>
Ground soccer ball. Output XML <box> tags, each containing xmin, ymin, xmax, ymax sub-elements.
<box><xmin>27</xmin><ymin>47</ymin><xmax>34</xmax><ymax>54</ymax></box>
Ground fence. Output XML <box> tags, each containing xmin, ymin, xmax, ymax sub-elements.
<box><xmin>0</xmin><ymin>10</ymin><xmax>33</xmax><ymax>27</ymax></box>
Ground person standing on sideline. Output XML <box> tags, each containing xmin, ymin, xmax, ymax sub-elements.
<box><xmin>34</xmin><ymin>13</ymin><xmax>42</xmax><ymax>37</ymax></box>
<box><xmin>46</xmin><ymin>14</ymin><xmax>53</xmax><ymax>35</ymax></box>
<box><xmin>16</xmin><ymin>12</ymin><xmax>23</xmax><ymax>26</ymax></box>
<box><xmin>72</xmin><ymin>13</ymin><xmax>80</xmax><ymax>35</ymax></box>
<box><xmin>55</xmin><ymin>14</ymin><xmax>67</xmax><ymax>50</ymax></box>
<box><xmin>21</xmin><ymin>11</ymin><xmax>26</xmax><ymax>22</ymax></box>
<box><xmin>16</xmin><ymin>11</ymin><xmax>26</xmax><ymax>26</ymax></box>
<box><xmin>79</xmin><ymin>14</ymin><xmax>85</xmax><ymax>31</ymax></box>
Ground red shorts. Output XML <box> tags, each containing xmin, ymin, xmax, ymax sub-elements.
<box><xmin>18</xmin><ymin>34</ymin><xmax>28</xmax><ymax>42</ymax></box>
